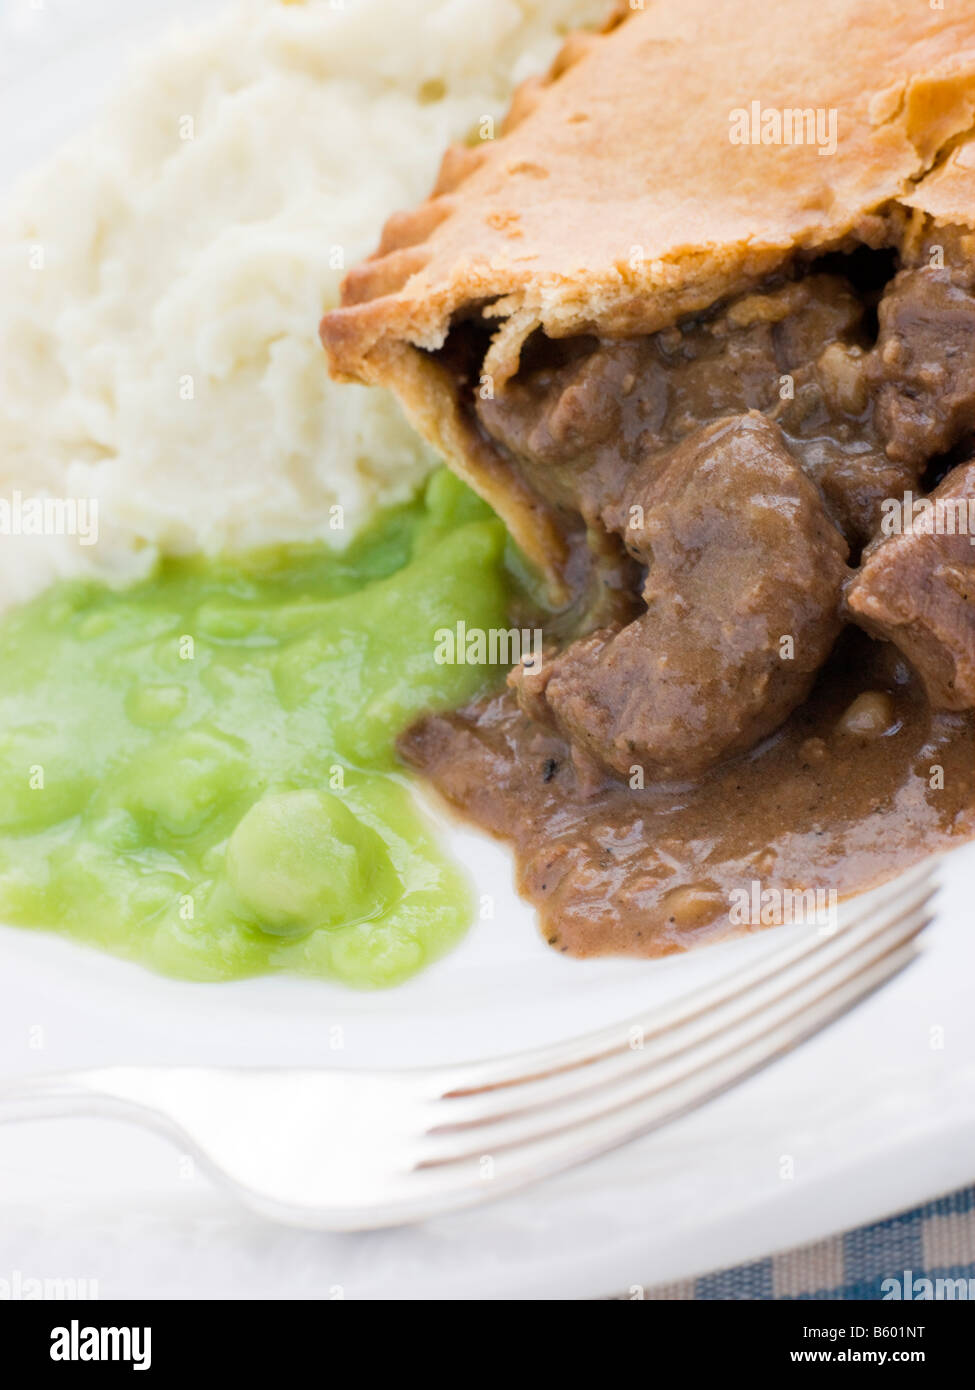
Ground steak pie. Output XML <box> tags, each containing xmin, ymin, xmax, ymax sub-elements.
<box><xmin>322</xmin><ymin>0</ymin><xmax>975</xmax><ymax>957</ymax></box>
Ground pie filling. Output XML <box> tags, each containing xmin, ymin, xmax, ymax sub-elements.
<box><xmin>399</xmin><ymin>236</ymin><xmax>975</xmax><ymax>957</ymax></box>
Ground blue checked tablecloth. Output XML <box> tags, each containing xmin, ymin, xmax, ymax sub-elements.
<box><xmin>644</xmin><ymin>1187</ymin><xmax>975</xmax><ymax>1300</ymax></box>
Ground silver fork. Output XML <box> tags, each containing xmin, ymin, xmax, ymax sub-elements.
<box><xmin>0</xmin><ymin>865</ymin><xmax>936</xmax><ymax>1230</ymax></box>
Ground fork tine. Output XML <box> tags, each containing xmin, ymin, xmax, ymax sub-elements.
<box><xmin>472</xmin><ymin>935</ymin><xmax>924</xmax><ymax>1201</ymax></box>
<box><xmin>438</xmin><ymin>864</ymin><xmax>934</xmax><ymax>1099</ymax></box>
<box><xmin>415</xmin><ymin>892</ymin><xmax>930</xmax><ymax>1173</ymax></box>
<box><xmin>426</xmin><ymin>884</ymin><xmax>936</xmax><ymax>1143</ymax></box>
<box><xmin>432</xmin><ymin>868</ymin><xmax>937</xmax><ymax>1124</ymax></box>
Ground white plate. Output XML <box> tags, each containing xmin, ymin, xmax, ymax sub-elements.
<box><xmin>1</xmin><ymin>0</ymin><xmax>973</xmax><ymax>1300</ymax></box>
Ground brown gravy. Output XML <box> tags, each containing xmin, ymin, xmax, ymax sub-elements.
<box><xmin>400</xmin><ymin>632</ymin><xmax>974</xmax><ymax>957</ymax></box>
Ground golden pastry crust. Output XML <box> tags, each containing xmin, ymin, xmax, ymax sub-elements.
<box><xmin>321</xmin><ymin>0</ymin><xmax>975</xmax><ymax>586</ymax></box>
<box><xmin>903</xmin><ymin>141</ymin><xmax>975</xmax><ymax>226</ymax></box>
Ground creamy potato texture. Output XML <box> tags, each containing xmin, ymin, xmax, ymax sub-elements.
<box><xmin>0</xmin><ymin>0</ymin><xmax>606</xmax><ymax>605</ymax></box>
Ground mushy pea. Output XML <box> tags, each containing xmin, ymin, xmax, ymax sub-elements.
<box><xmin>0</xmin><ymin>472</ymin><xmax>512</xmax><ymax>987</ymax></box>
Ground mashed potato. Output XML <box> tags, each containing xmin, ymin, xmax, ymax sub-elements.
<box><xmin>0</xmin><ymin>0</ymin><xmax>606</xmax><ymax>603</ymax></box>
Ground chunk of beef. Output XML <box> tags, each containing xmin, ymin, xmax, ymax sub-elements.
<box><xmin>846</xmin><ymin>462</ymin><xmax>975</xmax><ymax>710</ymax></box>
<box><xmin>773</xmin><ymin>336</ymin><xmax>920</xmax><ymax>547</ymax></box>
<box><xmin>476</xmin><ymin>339</ymin><xmax>664</xmax><ymax>521</ymax></box>
<box><xmin>867</xmin><ymin>268</ymin><xmax>975</xmax><ymax>467</ymax></box>
<box><xmin>513</xmin><ymin>414</ymin><xmax>849</xmax><ymax>780</ymax></box>
<box><xmin>788</xmin><ymin>437</ymin><xmax>918</xmax><ymax>550</ymax></box>
<box><xmin>475</xmin><ymin>275</ymin><xmax>868</xmax><ymax>532</ymax></box>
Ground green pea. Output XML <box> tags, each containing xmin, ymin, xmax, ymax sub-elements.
<box><xmin>226</xmin><ymin>789</ymin><xmax>400</xmax><ymax>937</ymax></box>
